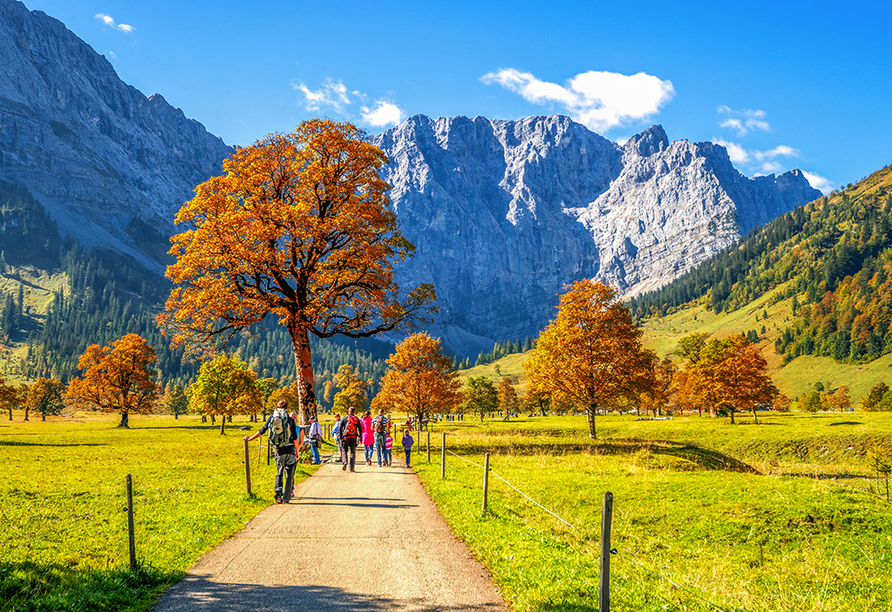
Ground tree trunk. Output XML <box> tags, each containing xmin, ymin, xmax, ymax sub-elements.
<box><xmin>41</xmin><ymin>411</ymin><xmax>46</xmax><ymax>421</ymax></box>
<box><xmin>201</xmin><ymin>415</ymin><xmax>207</xmax><ymax>423</ymax></box>
<box><xmin>587</xmin><ymin>405</ymin><xmax>597</xmax><ymax>439</ymax></box>
<box><xmin>729</xmin><ymin>407</ymin><xmax>735</xmax><ymax>424</ymax></box>
<box><xmin>288</xmin><ymin>321</ymin><xmax>317</xmax><ymax>427</ymax></box>
<box><xmin>751</xmin><ymin>406</ymin><xmax>759</xmax><ymax>422</ymax></box>
<box><xmin>8</xmin><ymin>408</ymin><xmax>11</xmax><ymax>421</ymax></box>
<box><xmin>24</xmin><ymin>407</ymin><xmax>29</xmax><ymax>421</ymax></box>
<box><xmin>174</xmin><ymin>412</ymin><xmax>179</xmax><ymax>420</ymax></box>
<box><xmin>211</xmin><ymin>414</ymin><xmax>215</xmax><ymax>424</ymax></box>
<box><xmin>119</xmin><ymin>412</ymin><xmax>130</xmax><ymax>428</ymax></box>
<box><xmin>220</xmin><ymin>418</ymin><xmax>226</xmax><ymax>435</ymax></box>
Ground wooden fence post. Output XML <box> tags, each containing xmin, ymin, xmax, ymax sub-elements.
<box><xmin>244</xmin><ymin>439</ymin><xmax>252</xmax><ymax>497</ymax></box>
<box><xmin>482</xmin><ymin>452</ymin><xmax>490</xmax><ymax>513</ymax></box>
<box><xmin>126</xmin><ymin>474</ymin><xmax>136</xmax><ymax>571</ymax></box>
<box><xmin>426</xmin><ymin>430</ymin><xmax>431</xmax><ymax>463</ymax></box>
<box><xmin>441</xmin><ymin>432</ymin><xmax>446</xmax><ymax>479</ymax></box>
<box><xmin>599</xmin><ymin>491</ymin><xmax>613</xmax><ymax>612</ymax></box>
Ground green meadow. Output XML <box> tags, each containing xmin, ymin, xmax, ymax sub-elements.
<box><xmin>0</xmin><ymin>413</ymin><xmax>318</xmax><ymax>612</ymax></box>
<box><xmin>415</xmin><ymin>413</ymin><xmax>892</xmax><ymax>612</ymax></box>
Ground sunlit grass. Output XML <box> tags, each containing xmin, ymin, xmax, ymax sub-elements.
<box><xmin>0</xmin><ymin>413</ymin><xmax>316</xmax><ymax>612</ymax></box>
<box><xmin>416</xmin><ymin>414</ymin><xmax>892</xmax><ymax>611</ymax></box>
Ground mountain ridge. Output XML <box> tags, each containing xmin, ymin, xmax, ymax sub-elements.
<box><xmin>376</xmin><ymin>114</ymin><xmax>821</xmax><ymax>355</ymax></box>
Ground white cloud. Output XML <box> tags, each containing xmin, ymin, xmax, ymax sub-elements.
<box><xmin>717</xmin><ymin>106</ymin><xmax>770</xmax><ymax>135</ymax></box>
<box><xmin>713</xmin><ymin>139</ymin><xmax>801</xmax><ymax>175</ymax></box>
<box><xmin>293</xmin><ymin>78</ymin><xmax>406</xmax><ymax>129</ymax></box>
<box><xmin>360</xmin><ymin>101</ymin><xmax>405</xmax><ymax>127</ymax></box>
<box><xmin>95</xmin><ymin>13</ymin><xmax>134</xmax><ymax>33</ymax></box>
<box><xmin>712</xmin><ymin>138</ymin><xmax>750</xmax><ymax>164</ymax></box>
<box><xmin>481</xmin><ymin>68</ymin><xmax>674</xmax><ymax>133</ymax></box>
<box><xmin>294</xmin><ymin>78</ymin><xmax>351</xmax><ymax>113</ymax></box>
<box><xmin>803</xmin><ymin>171</ymin><xmax>834</xmax><ymax>195</ymax></box>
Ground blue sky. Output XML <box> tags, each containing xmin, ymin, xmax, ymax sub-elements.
<box><xmin>22</xmin><ymin>0</ymin><xmax>892</xmax><ymax>193</ymax></box>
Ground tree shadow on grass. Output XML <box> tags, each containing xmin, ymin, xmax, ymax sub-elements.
<box><xmin>151</xmin><ymin>573</ymin><xmax>505</xmax><ymax>612</ymax></box>
<box><xmin>452</xmin><ymin>439</ymin><xmax>759</xmax><ymax>474</ymax></box>
<box><xmin>0</xmin><ymin>560</ymin><xmax>181</xmax><ymax>612</ymax></box>
<box><xmin>0</xmin><ymin>440</ymin><xmax>106</xmax><ymax>447</ymax></box>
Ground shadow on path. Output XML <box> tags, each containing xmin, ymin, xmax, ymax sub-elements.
<box><xmin>155</xmin><ymin>574</ymin><xmax>504</xmax><ymax>612</ymax></box>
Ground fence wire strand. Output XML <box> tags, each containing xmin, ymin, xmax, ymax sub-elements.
<box><xmin>442</xmin><ymin>445</ymin><xmax>731</xmax><ymax>612</ymax></box>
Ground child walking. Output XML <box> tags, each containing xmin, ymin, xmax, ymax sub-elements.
<box><xmin>401</xmin><ymin>429</ymin><xmax>414</xmax><ymax>468</ymax></box>
<box><xmin>384</xmin><ymin>425</ymin><xmax>394</xmax><ymax>466</ymax></box>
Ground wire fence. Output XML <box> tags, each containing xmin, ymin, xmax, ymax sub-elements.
<box><xmin>442</xmin><ymin>445</ymin><xmax>730</xmax><ymax>612</ymax></box>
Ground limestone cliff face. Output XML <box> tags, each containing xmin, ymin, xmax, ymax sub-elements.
<box><xmin>377</xmin><ymin>115</ymin><xmax>821</xmax><ymax>355</ymax></box>
<box><xmin>0</xmin><ymin>0</ymin><xmax>232</xmax><ymax>268</ymax></box>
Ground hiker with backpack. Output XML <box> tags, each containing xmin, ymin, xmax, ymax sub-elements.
<box><xmin>372</xmin><ymin>408</ymin><xmax>389</xmax><ymax>466</ymax></box>
<box><xmin>402</xmin><ymin>429</ymin><xmax>414</xmax><ymax>468</ymax></box>
<box><xmin>331</xmin><ymin>413</ymin><xmax>344</xmax><ymax>463</ymax></box>
<box><xmin>307</xmin><ymin>414</ymin><xmax>323</xmax><ymax>465</ymax></box>
<box><xmin>361</xmin><ymin>410</ymin><xmax>375</xmax><ymax>466</ymax></box>
<box><xmin>244</xmin><ymin>399</ymin><xmax>302</xmax><ymax>504</ymax></box>
<box><xmin>338</xmin><ymin>407</ymin><xmax>363</xmax><ymax>472</ymax></box>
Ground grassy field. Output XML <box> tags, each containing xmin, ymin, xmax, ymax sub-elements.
<box><xmin>414</xmin><ymin>413</ymin><xmax>892</xmax><ymax>612</ymax></box>
<box><xmin>0</xmin><ymin>412</ymin><xmax>319</xmax><ymax>612</ymax></box>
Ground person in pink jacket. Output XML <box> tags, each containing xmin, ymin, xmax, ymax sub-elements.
<box><xmin>361</xmin><ymin>410</ymin><xmax>375</xmax><ymax>466</ymax></box>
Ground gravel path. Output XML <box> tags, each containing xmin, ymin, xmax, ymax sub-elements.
<box><xmin>151</xmin><ymin>454</ymin><xmax>508</xmax><ymax>612</ymax></box>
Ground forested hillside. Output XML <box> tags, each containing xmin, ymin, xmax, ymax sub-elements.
<box><xmin>0</xmin><ymin>181</ymin><xmax>393</xmax><ymax>407</ymax></box>
<box><xmin>629</xmin><ymin>164</ymin><xmax>892</xmax><ymax>365</ymax></box>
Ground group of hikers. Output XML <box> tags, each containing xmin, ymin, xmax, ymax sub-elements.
<box><xmin>244</xmin><ymin>401</ymin><xmax>415</xmax><ymax>504</ymax></box>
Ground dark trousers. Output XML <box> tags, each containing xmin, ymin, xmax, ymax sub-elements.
<box><xmin>343</xmin><ymin>438</ymin><xmax>358</xmax><ymax>471</ymax></box>
<box><xmin>404</xmin><ymin>448</ymin><xmax>411</xmax><ymax>467</ymax></box>
<box><xmin>274</xmin><ymin>451</ymin><xmax>297</xmax><ymax>501</ymax></box>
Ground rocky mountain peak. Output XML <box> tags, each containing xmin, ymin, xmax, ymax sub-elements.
<box><xmin>624</xmin><ymin>124</ymin><xmax>669</xmax><ymax>157</ymax></box>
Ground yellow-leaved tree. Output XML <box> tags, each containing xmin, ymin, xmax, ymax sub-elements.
<box><xmin>160</xmin><ymin>119</ymin><xmax>436</xmax><ymax>425</ymax></box>
<box><xmin>188</xmin><ymin>354</ymin><xmax>262</xmax><ymax>434</ymax></box>
<box><xmin>525</xmin><ymin>280</ymin><xmax>655</xmax><ymax>439</ymax></box>
<box><xmin>66</xmin><ymin>334</ymin><xmax>159</xmax><ymax>428</ymax></box>
<box><xmin>373</xmin><ymin>333</ymin><xmax>462</xmax><ymax>425</ymax></box>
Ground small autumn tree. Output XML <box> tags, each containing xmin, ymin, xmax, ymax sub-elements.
<box><xmin>189</xmin><ymin>354</ymin><xmax>262</xmax><ymax>434</ymax></box>
<box><xmin>464</xmin><ymin>376</ymin><xmax>498</xmax><ymax>421</ymax></box>
<box><xmin>524</xmin><ymin>388</ymin><xmax>551</xmax><ymax>417</ymax></box>
<box><xmin>0</xmin><ymin>375</ymin><xmax>17</xmax><ymax>421</ymax></box>
<box><xmin>160</xmin><ymin>120</ymin><xmax>436</xmax><ymax>426</ymax></box>
<box><xmin>26</xmin><ymin>377</ymin><xmax>65</xmax><ymax>421</ymax></box>
<box><xmin>374</xmin><ymin>333</ymin><xmax>462</xmax><ymax>425</ymax></box>
<box><xmin>66</xmin><ymin>334</ymin><xmax>159</xmax><ymax>428</ymax></box>
<box><xmin>525</xmin><ymin>280</ymin><xmax>655</xmax><ymax>439</ymax></box>
<box><xmin>164</xmin><ymin>384</ymin><xmax>189</xmax><ymax>419</ymax></box>
<box><xmin>823</xmin><ymin>385</ymin><xmax>852</xmax><ymax>412</ymax></box>
<box><xmin>686</xmin><ymin>335</ymin><xmax>778</xmax><ymax>423</ymax></box>
<box><xmin>333</xmin><ymin>364</ymin><xmax>369</xmax><ymax>415</ymax></box>
<box><xmin>497</xmin><ymin>376</ymin><xmax>520</xmax><ymax>420</ymax></box>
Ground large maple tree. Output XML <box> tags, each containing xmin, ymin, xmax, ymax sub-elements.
<box><xmin>160</xmin><ymin>119</ymin><xmax>435</xmax><ymax>425</ymax></box>
<box><xmin>66</xmin><ymin>334</ymin><xmax>159</xmax><ymax>428</ymax></box>
<box><xmin>525</xmin><ymin>280</ymin><xmax>655</xmax><ymax>439</ymax></box>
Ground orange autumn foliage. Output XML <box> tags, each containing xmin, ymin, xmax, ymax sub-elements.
<box><xmin>66</xmin><ymin>333</ymin><xmax>159</xmax><ymax>428</ymax></box>
<box><xmin>683</xmin><ymin>334</ymin><xmax>778</xmax><ymax>423</ymax></box>
<box><xmin>524</xmin><ymin>280</ymin><xmax>655</xmax><ymax>439</ymax></box>
<box><xmin>160</xmin><ymin>119</ymin><xmax>435</xmax><ymax>425</ymax></box>
<box><xmin>373</xmin><ymin>333</ymin><xmax>462</xmax><ymax>424</ymax></box>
